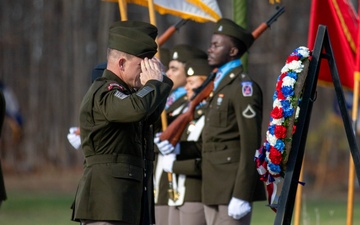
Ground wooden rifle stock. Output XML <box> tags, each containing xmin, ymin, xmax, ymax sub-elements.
<box><xmin>159</xmin><ymin>69</ymin><xmax>217</xmax><ymax>145</ymax></box>
<box><xmin>158</xmin><ymin>19</ymin><xmax>188</xmax><ymax>46</ymax></box>
<box><xmin>251</xmin><ymin>6</ymin><xmax>285</xmax><ymax>40</ymax></box>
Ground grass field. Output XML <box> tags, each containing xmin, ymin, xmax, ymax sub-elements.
<box><xmin>0</xmin><ymin>191</ymin><xmax>359</xmax><ymax>225</ymax></box>
<box><xmin>0</xmin><ymin>170</ymin><xmax>359</xmax><ymax>225</ymax></box>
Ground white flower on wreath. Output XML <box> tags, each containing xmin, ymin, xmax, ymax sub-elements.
<box><xmin>273</xmin><ymin>99</ymin><xmax>282</xmax><ymax>108</ymax></box>
<box><xmin>282</xmin><ymin>76</ymin><xmax>297</xmax><ymax>88</ymax></box>
<box><xmin>297</xmin><ymin>46</ymin><xmax>310</xmax><ymax>58</ymax></box>
<box><xmin>281</xmin><ymin>60</ymin><xmax>304</xmax><ymax>73</ymax></box>
<box><xmin>271</xmin><ymin>117</ymin><xmax>285</xmax><ymax>125</ymax></box>
<box><xmin>266</xmin><ymin>131</ymin><xmax>277</xmax><ymax>146</ymax></box>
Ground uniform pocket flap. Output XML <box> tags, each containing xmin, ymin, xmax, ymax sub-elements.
<box><xmin>203</xmin><ymin>149</ymin><xmax>240</xmax><ymax>165</ymax></box>
<box><xmin>111</xmin><ymin>163</ymin><xmax>143</xmax><ymax>181</ymax></box>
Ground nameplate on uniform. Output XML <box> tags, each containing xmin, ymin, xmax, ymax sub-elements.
<box><xmin>114</xmin><ymin>90</ymin><xmax>128</xmax><ymax>99</ymax></box>
<box><xmin>136</xmin><ymin>86</ymin><xmax>154</xmax><ymax>98</ymax></box>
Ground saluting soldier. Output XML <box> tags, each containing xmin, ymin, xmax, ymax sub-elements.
<box><xmin>153</xmin><ymin>44</ymin><xmax>207</xmax><ymax>225</ymax></box>
<box><xmin>201</xmin><ymin>19</ymin><xmax>266</xmax><ymax>225</ymax></box>
<box><xmin>71</xmin><ymin>20</ymin><xmax>173</xmax><ymax>225</ymax></box>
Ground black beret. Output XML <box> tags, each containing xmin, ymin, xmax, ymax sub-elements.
<box><xmin>108</xmin><ymin>21</ymin><xmax>158</xmax><ymax>59</ymax></box>
<box><xmin>185</xmin><ymin>58</ymin><xmax>212</xmax><ymax>77</ymax></box>
<box><xmin>169</xmin><ymin>44</ymin><xmax>207</xmax><ymax>64</ymax></box>
<box><xmin>213</xmin><ymin>18</ymin><xmax>254</xmax><ymax>50</ymax></box>
<box><xmin>91</xmin><ymin>62</ymin><xmax>107</xmax><ymax>82</ymax></box>
<box><xmin>109</xmin><ymin>20</ymin><xmax>158</xmax><ymax>40</ymax></box>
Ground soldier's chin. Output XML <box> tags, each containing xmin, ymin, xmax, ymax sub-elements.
<box><xmin>208</xmin><ymin>58</ymin><xmax>216</xmax><ymax>67</ymax></box>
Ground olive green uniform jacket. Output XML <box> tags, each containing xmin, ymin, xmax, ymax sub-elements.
<box><xmin>201</xmin><ymin>66</ymin><xmax>266</xmax><ymax>205</ymax></box>
<box><xmin>71</xmin><ymin>70</ymin><xmax>173</xmax><ymax>224</ymax></box>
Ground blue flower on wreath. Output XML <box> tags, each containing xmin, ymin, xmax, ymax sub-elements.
<box><xmin>283</xmin><ymin>107</ymin><xmax>294</xmax><ymax>118</ymax></box>
<box><xmin>292</xmin><ymin>48</ymin><xmax>304</xmax><ymax>58</ymax></box>
<box><xmin>273</xmin><ymin>91</ymin><xmax>279</xmax><ymax>101</ymax></box>
<box><xmin>281</xmin><ymin>100</ymin><xmax>294</xmax><ymax>118</ymax></box>
<box><xmin>265</xmin><ymin>142</ymin><xmax>271</xmax><ymax>151</ymax></box>
<box><xmin>268</xmin><ymin>124</ymin><xmax>276</xmax><ymax>135</ymax></box>
<box><xmin>287</xmin><ymin>71</ymin><xmax>298</xmax><ymax>80</ymax></box>
<box><xmin>281</xmin><ymin>86</ymin><xmax>295</xmax><ymax>98</ymax></box>
<box><xmin>274</xmin><ymin>140</ymin><xmax>285</xmax><ymax>152</ymax></box>
<box><xmin>268</xmin><ymin>163</ymin><xmax>282</xmax><ymax>173</ymax></box>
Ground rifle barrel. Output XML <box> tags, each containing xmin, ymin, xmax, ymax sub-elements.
<box><xmin>251</xmin><ymin>6</ymin><xmax>285</xmax><ymax>40</ymax></box>
<box><xmin>266</xmin><ymin>6</ymin><xmax>285</xmax><ymax>26</ymax></box>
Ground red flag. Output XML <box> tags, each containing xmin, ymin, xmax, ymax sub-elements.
<box><xmin>307</xmin><ymin>0</ymin><xmax>358</xmax><ymax>91</ymax></box>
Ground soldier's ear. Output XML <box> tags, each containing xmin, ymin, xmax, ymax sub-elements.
<box><xmin>229</xmin><ymin>47</ymin><xmax>239</xmax><ymax>57</ymax></box>
<box><xmin>118</xmin><ymin>58</ymin><xmax>126</xmax><ymax>71</ymax></box>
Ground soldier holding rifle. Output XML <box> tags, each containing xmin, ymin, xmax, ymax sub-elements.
<box><xmin>153</xmin><ymin>44</ymin><xmax>207</xmax><ymax>225</ymax></box>
<box><xmin>155</xmin><ymin>58</ymin><xmax>212</xmax><ymax>225</ymax></box>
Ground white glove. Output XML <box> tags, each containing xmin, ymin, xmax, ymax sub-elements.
<box><xmin>154</xmin><ymin>133</ymin><xmax>175</xmax><ymax>155</ymax></box>
<box><xmin>228</xmin><ymin>197</ymin><xmax>251</xmax><ymax>220</ymax></box>
<box><xmin>67</xmin><ymin>127</ymin><xmax>81</xmax><ymax>150</ymax></box>
<box><xmin>162</xmin><ymin>153</ymin><xmax>176</xmax><ymax>173</ymax></box>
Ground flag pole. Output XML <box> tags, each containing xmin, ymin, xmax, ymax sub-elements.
<box><xmin>347</xmin><ymin>74</ymin><xmax>358</xmax><ymax>225</ymax></box>
<box><xmin>146</xmin><ymin>0</ymin><xmax>167</xmax><ymax>129</ymax></box>
<box><xmin>294</xmin><ymin>162</ymin><xmax>304</xmax><ymax>225</ymax></box>
<box><xmin>147</xmin><ymin>0</ymin><xmax>177</xmax><ymax>201</ymax></box>
<box><xmin>346</xmin><ymin>4</ymin><xmax>360</xmax><ymax>224</ymax></box>
<box><xmin>117</xmin><ymin>0</ymin><xmax>127</xmax><ymax>21</ymax></box>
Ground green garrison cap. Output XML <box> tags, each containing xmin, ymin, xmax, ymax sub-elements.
<box><xmin>169</xmin><ymin>44</ymin><xmax>207</xmax><ymax>64</ymax></box>
<box><xmin>108</xmin><ymin>21</ymin><xmax>158</xmax><ymax>59</ymax></box>
<box><xmin>109</xmin><ymin>20</ymin><xmax>158</xmax><ymax>40</ymax></box>
<box><xmin>213</xmin><ymin>18</ymin><xmax>254</xmax><ymax>50</ymax></box>
<box><xmin>185</xmin><ymin>58</ymin><xmax>212</xmax><ymax>77</ymax></box>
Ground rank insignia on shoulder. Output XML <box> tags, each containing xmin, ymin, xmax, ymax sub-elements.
<box><xmin>241</xmin><ymin>81</ymin><xmax>253</xmax><ymax>97</ymax></box>
<box><xmin>114</xmin><ymin>90</ymin><xmax>128</xmax><ymax>99</ymax></box>
<box><xmin>242</xmin><ymin>105</ymin><xmax>256</xmax><ymax>118</ymax></box>
<box><xmin>136</xmin><ymin>86</ymin><xmax>154</xmax><ymax>98</ymax></box>
<box><xmin>108</xmin><ymin>82</ymin><xmax>124</xmax><ymax>91</ymax></box>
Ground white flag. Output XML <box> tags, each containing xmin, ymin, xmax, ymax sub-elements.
<box><xmin>105</xmin><ymin>0</ymin><xmax>222</xmax><ymax>22</ymax></box>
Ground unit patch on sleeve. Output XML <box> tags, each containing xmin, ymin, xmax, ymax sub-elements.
<box><xmin>114</xmin><ymin>90</ymin><xmax>128</xmax><ymax>99</ymax></box>
<box><xmin>241</xmin><ymin>81</ymin><xmax>253</xmax><ymax>97</ymax></box>
<box><xmin>136</xmin><ymin>86</ymin><xmax>154</xmax><ymax>98</ymax></box>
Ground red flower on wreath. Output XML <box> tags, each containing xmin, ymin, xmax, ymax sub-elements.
<box><xmin>286</xmin><ymin>55</ymin><xmax>300</xmax><ymax>64</ymax></box>
<box><xmin>274</xmin><ymin>125</ymin><xmax>287</xmax><ymax>139</ymax></box>
<box><xmin>276</xmin><ymin>73</ymin><xmax>286</xmax><ymax>91</ymax></box>
<box><xmin>269</xmin><ymin>147</ymin><xmax>283</xmax><ymax>164</ymax></box>
<box><xmin>270</xmin><ymin>107</ymin><xmax>283</xmax><ymax>119</ymax></box>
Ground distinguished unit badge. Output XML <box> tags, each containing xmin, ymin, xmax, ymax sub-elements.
<box><xmin>241</xmin><ymin>81</ymin><xmax>253</xmax><ymax>97</ymax></box>
<box><xmin>107</xmin><ymin>82</ymin><xmax>124</xmax><ymax>91</ymax></box>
